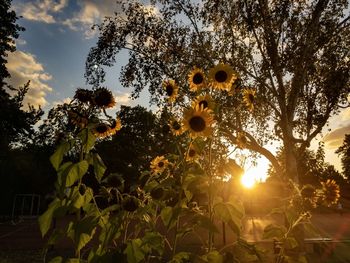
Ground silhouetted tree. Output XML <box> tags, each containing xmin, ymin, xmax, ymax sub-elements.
<box><xmin>336</xmin><ymin>134</ymin><xmax>350</xmax><ymax>180</ymax></box>
<box><xmin>86</xmin><ymin>0</ymin><xmax>350</xmax><ymax>183</ymax></box>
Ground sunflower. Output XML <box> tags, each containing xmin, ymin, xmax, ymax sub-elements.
<box><xmin>243</xmin><ymin>88</ymin><xmax>256</xmax><ymax>111</ymax></box>
<box><xmin>183</xmin><ymin>105</ymin><xmax>215</xmax><ymax>138</ymax></box>
<box><xmin>192</xmin><ymin>94</ymin><xmax>216</xmax><ymax>111</ymax></box>
<box><xmin>236</xmin><ymin>132</ymin><xmax>248</xmax><ymax>149</ymax></box>
<box><xmin>228</xmin><ymin>77</ymin><xmax>241</xmax><ymax>96</ymax></box>
<box><xmin>320</xmin><ymin>179</ymin><xmax>340</xmax><ymax>206</ymax></box>
<box><xmin>186</xmin><ymin>143</ymin><xmax>200</xmax><ymax>162</ymax></box>
<box><xmin>188</xmin><ymin>67</ymin><xmax>206</xmax><ymax>92</ymax></box>
<box><xmin>208</xmin><ymin>63</ymin><xmax>237</xmax><ymax>91</ymax></box>
<box><xmin>150</xmin><ymin>156</ymin><xmax>170</xmax><ymax>174</ymax></box>
<box><xmin>163</xmin><ymin>79</ymin><xmax>179</xmax><ymax>102</ymax></box>
<box><xmin>93</xmin><ymin>87</ymin><xmax>116</xmax><ymax>108</ymax></box>
<box><xmin>93</xmin><ymin>123</ymin><xmax>111</xmax><ymax>138</ymax></box>
<box><xmin>68</xmin><ymin>110</ymin><xmax>88</xmax><ymax>128</ymax></box>
<box><xmin>74</xmin><ymin>88</ymin><xmax>93</xmax><ymax>103</ymax></box>
<box><xmin>169</xmin><ymin>118</ymin><xmax>183</xmax><ymax>136</ymax></box>
<box><xmin>108</xmin><ymin>118</ymin><xmax>122</xmax><ymax>136</ymax></box>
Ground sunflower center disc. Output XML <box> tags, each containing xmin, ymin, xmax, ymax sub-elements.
<box><xmin>158</xmin><ymin>161</ymin><xmax>164</xmax><ymax>167</ymax></box>
<box><xmin>172</xmin><ymin>121</ymin><xmax>181</xmax><ymax>130</ymax></box>
<box><xmin>248</xmin><ymin>94</ymin><xmax>255</xmax><ymax>102</ymax></box>
<box><xmin>215</xmin><ymin>70</ymin><xmax>228</xmax><ymax>83</ymax></box>
<box><xmin>189</xmin><ymin>116</ymin><xmax>206</xmax><ymax>132</ymax></box>
<box><xmin>193</xmin><ymin>73</ymin><xmax>203</xmax><ymax>85</ymax></box>
<box><xmin>199</xmin><ymin>100</ymin><xmax>208</xmax><ymax>109</ymax></box>
<box><xmin>96</xmin><ymin>124</ymin><xmax>108</xmax><ymax>133</ymax></box>
<box><xmin>166</xmin><ymin>85</ymin><xmax>174</xmax><ymax>96</ymax></box>
<box><xmin>188</xmin><ymin>149</ymin><xmax>196</xmax><ymax>157</ymax></box>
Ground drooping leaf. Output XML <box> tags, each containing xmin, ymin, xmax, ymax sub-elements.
<box><xmin>65</xmin><ymin>160</ymin><xmax>89</xmax><ymax>187</ymax></box>
<box><xmin>262</xmin><ymin>224</ymin><xmax>287</xmax><ymax>240</ymax></box>
<box><xmin>124</xmin><ymin>239</ymin><xmax>147</xmax><ymax>263</ymax></box>
<box><xmin>160</xmin><ymin>206</ymin><xmax>173</xmax><ymax>228</ymax></box>
<box><xmin>50</xmin><ymin>141</ymin><xmax>72</xmax><ymax>171</ymax></box>
<box><xmin>78</xmin><ymin>128</ymin><xmax>96</xmax><ymax>153</ymax></box>
<box><xmin>93</xmin><ymin>153</ymin><xmax>106</xmax><ymax>182</ymax></box>
<box><xmin>193</xmin><ymin>214</ymin><xmax>219</xmax><ymax>233</ymax></box>
<box><xmin>73</xmin><ymin>216</ymin><xmax>99</xmax><ymax>251</ymax></box>
<box><xmin>38</xmin><ymin>198</ymin><xmax>60</xmax><ymax>237</ymax></box>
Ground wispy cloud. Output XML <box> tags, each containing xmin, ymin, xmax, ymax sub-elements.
<box><xmin>6</xmin><ymin>50</ymin><xmax>53</xmax><ymax>109</ymax></box>
<box><xmin>323</xmin><ymin>125</ymin><xmax>350</xmax><ymax>149</ymax></box>
<box><xmin>62</xmin><ymin>0</ymin><xmax>122</xmax><ymax>38</ymax></box>
<box><xmin>15</xmin><ymin>0</ymin><xmax>68</xmax><ymax>24</ymax></box>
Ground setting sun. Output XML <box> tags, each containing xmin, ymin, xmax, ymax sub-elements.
<box><xmin>241</xmin><ymin>158</ymin><xmax>269</xmax><ymax>188</ymax></box>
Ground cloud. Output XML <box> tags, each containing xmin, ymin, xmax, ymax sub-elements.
<box><xmin>6</xmin><ymin>50</ymin><xmax>53</xmax><ymax>109</ymax></box>
<box><xmin>14</xmin><ymin>0</ymin><xmax>67</xmax><ymax>23</ymax></box>
<box><xmin>62</xmin><ymin>0</ymin><xmax>122</xmax><ymax>38</ymax></box>
<box><xmin>323</xmin><ymin>125</ymin><xmax>350</xmax><ymax>149</ymax></box>
<box><xmin>114</xmin><ymin>92</ymin><xmax>131</xmax><ymax>105</ymax></box>
<box><xmin>51</xmin><ymin>97</ymin><xmax>72</xmax><ymax>107</ymax></box>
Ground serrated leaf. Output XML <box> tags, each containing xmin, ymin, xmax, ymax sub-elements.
<box><xmin>262</xmin><ymin>224</ymin><xmax>287</xmax><ymax>240</ymax></box>
<box><xmin>93</xmin><ymin>153</ymin><xmax>106</xmax><ymax>182</ymax></box>
<box><xmin>50</xmin><ymin>141</ymin><xmax>72</xmax><ymax>171</ymax></box>
<box><xmin>38</xmin><ymin>198</ymin><xmax>60</xmax><ymax>237</ymax></box>
<box><xmin>66</xmin><ymin>160</ymin><xmax>89</xmax><ymax>187</ymax></box>
<box><xmin>124</xmin><ymin>239</ymin><xmax>146</xmax><ymax>263</ymax></box>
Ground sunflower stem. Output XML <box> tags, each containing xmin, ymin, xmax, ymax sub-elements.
<box><xmin>208</xmin><ymin>138</ymin><xmax>214</xmax><ymax>252</ymax></box>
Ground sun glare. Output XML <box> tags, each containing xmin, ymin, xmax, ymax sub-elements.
<box><xmin>241</xmin><ymin>158</ymin><xmax>269</xmax><ymax>188</ymax></box>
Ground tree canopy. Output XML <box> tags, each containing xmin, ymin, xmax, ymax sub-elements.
<box><xmin>85</xmin><ymin>0</ymin><xmax>350</xmax><ymax>182</ymax></box>
<box><xmin>336</xmin><ymin>134</ymin><xmax>350</xmax><ymax>180</ymax></box>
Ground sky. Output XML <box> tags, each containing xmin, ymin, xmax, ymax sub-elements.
<box><xmin>7</xmin><ymin>0</ymin><xmax>350</xmax><ymax>180</ymax></box>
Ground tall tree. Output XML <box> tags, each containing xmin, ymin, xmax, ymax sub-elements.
<box><xmin>336</xmin><ymin>134</ymin><xmax>350</xmax><ymax>180</ymax></box>
<box><xmin>0</xmin><ymin>0</ymin><xmax>42</xmax><ymax>151</ymax></box>
<box><xmin>85</xmin><ymin>0</ymin><xmax>350</xmax><ymax>182</ymax></box>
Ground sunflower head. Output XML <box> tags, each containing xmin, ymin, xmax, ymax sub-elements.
<box><xmin>93</xmin><ymin>87</ymin><xmax>116</xmax><ymax>108</ymax></box>
<box><xmin>188</xmin><ymin>67</ymin><xmax>206</xmax><ymax>92</ymax></box>
<box><xmin>93</xmin><ymin>122</ymin><xmax>111</xmax><ymax>138</ymax></box>
<box><xmin>108</xmin><ymin>118</ymin><xmax>122</xmax><ymax>136</ymax></box>
<box><xmin>192</xmin><ymin>94</ymin><xmax>216</xmax><ymax>111</ymax></box>
<box><xmin>74</xmin><ymin>88</ymin><xmax>93</xmax><ymax>103</ymax></box>
<box><xmin>208</xmin><ymin>63</ymin><xmax>237</xmax><ymax>91</ymax></box>
<box><xmin>236</xmin><ymin>132</ymin><xmax>248</xmax><ymax>149</ymax></box>
<box><xmin>243</xmin><ymin>88</ymin><xmax>256</xmax><ymax>111</ymax></box>
<box><xmin>163</xmin><ymin>79</ymin><xmax>179</xmax><ymax>102</ymax></box>
<box><xmin>169</xmin><ymin>118</ymin><xmax>183</xmax><ymax>136</ymax></box>
<box><xmin>68</xmin><ymin>110</ymin><xmax>88</xmax><ymax>128</ymax></box>
<box><xmin>320</xmin><ymin>179</ymin><xmax>340</xmax><ymax>206</ymax></box>
<box><xmin>150</xmin><ymin>156</ymin><xmax>170</xmax><ymax>174</ymax></box>
<box><xmin>186</xmin><ymin>144</ymin><xmax>200</xmax><ymax>162</ymax></box>
<box><xmin>183</xmin><ymin>105</ymin><xmax>215</xmax><ymax>138</ymax></box>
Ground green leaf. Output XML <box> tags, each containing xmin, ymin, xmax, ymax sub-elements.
<box><xmin>74</xmin><ymin>216</ymin><xmax>98</xmax><ymax>251</ymax></box>
<box><xmin>205</xmin><ymin>250</ymin><xmax>223</xmax><ymax>263</ymax></box>
<box><xmin>124</xmin><ymin>239</ymin><xmax>146</xmax><ymax>263</ymax></box>
<box><xmin>169</xmin><ymin>252</ymin><xmax>191</xmax><ymax>263</ymax></box>
<box><xmin>57</xmin><ymin>162</ymin><xmax>73</xmax><ymax>186</ymax></box>
<box><xmin>262</xmin><ymin>224</ymin><xmax>287</xmax><ymax>240</ymax></box>
<box><xmin>284</xmin><ymin>237</ymin><xmax>298</xmax><ymax>249</ymax></box>
<box><xmin>161</xmin><ymin>206</ymin><xmax>173</xmax><ymax>228</ymax></box>
<box><xmin>193</xmin><ymin>214</ymin><xmax>219</xmax><ymax>233</ymax></box>
<box><xmin>65</xmin><ymin>160</ymin><xmax>89</xmax><ymax>187</ymax></box>
<box><xmin>214</xmin><ymin>202</ymin><xmax>243</xmax><ymax>235</ymax></box>
<box><xmin>50</xmin><ymin>141</ymin><xmax>72</xmax><ymax>171</ymax></box>
<box><xmin>142</xmin><ymin>231</ymin><xmax>164</xmax><ymax>255</ymax></box>
<box><xmin>71</xmin><ymin>186</ymin><xmax>93</xmax><ymax>209</ymax></box>
<box><xmin>48</xmin><ymin>257</ymin><xmax>63</xmax><ymax>263</ymax></box>
<box><xmin>93</xmin><ymin>153</ymin><xmax>106</xmax><ymax>182</ymax></box>
<box><xmin>78</xmin><ymin>128</ymin><xmax>96</xmax><ymax>152</ymax></box>
<box><xmin>38</xmin><ymin>198</ymin><xmax>60</xmax><ymax>237</ymax></box>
